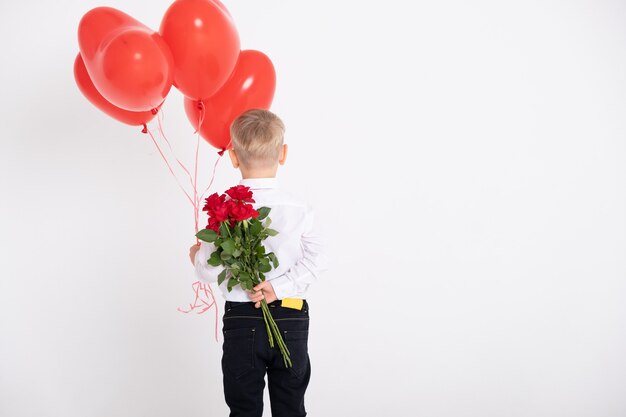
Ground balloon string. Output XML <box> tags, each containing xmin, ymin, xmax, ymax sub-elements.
<box><xmin>156</xmin><ymin>110</ymin><xmax>195</xmax><ymax>191</ymax></box>
<box><xmin>155</xmin><ymin>112</ymin><xmax>201</xmax><ymax>250</ymax></box>
<box><xmin>144</xmin><ymin>114</ymin><xmax>220</xmax><ymax>340</ymax></box>
<box><xmin>175</xmin><ymin>102</ymin><xmax>220</xmax><ymax>341</ymax></box>
<box><xmin>153</xmin><ymin>111</ymin><xmax>200</xmax><ymax>235</ymax></box>
<box><xmin>176</xmin><ymin>281</ymin><xmax>220</xmax><ymax>342</ymax></box>
<box><xmin>192</xmin><ymin>102</ymin><xmax>207</xmax><ymax>241</ymax></box>
<box><xmin>199</xmin><ymin>152</ymin><xmax>224</xmax><ymax>204</ymax></box>
<box><xmin>145</xmin><ymin>126</ymin><xmax>195</xmax><ymax>206</ymax></box>
<box><xmin>193</xmin><ymin>109</ymin><xmax>202</xmax><ymax>243</ymax></box>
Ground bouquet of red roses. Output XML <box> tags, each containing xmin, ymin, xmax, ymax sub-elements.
<box><xmin>195</xmin><ymin>185</ymin><xmax>292</xmax><ymax>368</ymax></box>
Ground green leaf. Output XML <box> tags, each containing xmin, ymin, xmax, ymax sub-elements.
<box><xmin>266</xmin><ymin>228</ymin><xmax>279</xmax><ymax>237</ymax></box>
<box><xmin>196</xmin><ymin>228</ymin><xmax>218</xmax><ymax>242</ymax></box>
<box><xmin>267</xmin><ymin>252</ymin><xmax>279</xmax><ymax>268</ymax></box>
<box><xmin>258</xmin><ymin>259</ymin><xmax>271</xmax><ymax>273</ymax></box>
<box><xmin>227</xmin><ymin>277</ymin><xmax>238</xmax><ymax>291</ymax></box>
<box><xmin>232</xmin><ymin>248</ymin><xmax>242</xmax><ymax>257</ymax></box>
<box><xmin>217</xmin><ymin>269</ymin><xmax>227</xmax><ymax>285</ymax></box>
<box><xmin>256</xmin><ymin>246</ymin><xmax>266</xmax><ymax>256</ymax></box>
<box><xmin>221</xmin><ymin>239</ymin><xmax>236</xmax><ymax>255</ymax></box>
<box><xmin>220</xmin><ymin>222</ymin><xmax>230</xmax><ymax>237</ymax></box>
<box><xmin>264</xmin><ymin>217</ymin><xmax>272</xmax><ymax>227</ymax></box>
<box><xmin>250</xmin><ymin>220</ymin><xmax>262</xmax><ymax>235</ymax></box>
<box><xmin>220</xmin><ymin>251</ymin><xmax>232</xmax><ymax>261</ymax></box>
<box><xmin>257</xmin><ymin>207</ymin><xmax>271</xmax><ymax>220</ymax></box>
<box><xmin>208</xmin><ymin>251</ymin><xmax>222</xmax><ymax>266</ymax></box>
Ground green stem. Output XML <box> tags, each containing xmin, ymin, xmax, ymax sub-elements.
<box><xmin>263</xmin><ymin>303</ymin><xmax>292</xmax><ymax>368</ymax></box>
<box><xmin>261</xmin><ymin>300</ymin><xmax>274</xmax><ymax>347</ymax></box>
<box><xmin>252</xmin><ymin>269</ymin><xmax>293</xmax><ymax>368</ymax></box>
<box><xmin>268</xmin><ymin>315</ymin><xmax>290</xmax><ymax>354</ymax></box>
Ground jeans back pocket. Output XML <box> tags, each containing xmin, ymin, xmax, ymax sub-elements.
<box><xmin>222</xmin><ymin>327</ymin><xmax>255</xmax><ymax>379</ymax></box>
<box><xmin>283</xmin><ymin>329</ymin><xmax>309</xmax><ymax>379</ymax></box>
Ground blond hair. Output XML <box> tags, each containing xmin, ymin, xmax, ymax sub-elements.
<box><xmin>230</xmin><ymin>109</ymin><xmax>285</xmax><ymax>168</ymax></box>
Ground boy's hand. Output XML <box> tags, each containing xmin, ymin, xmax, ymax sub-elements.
<box><xmin>189</xmin><ymin>243</ymin><xmax>200</xmax><ymax>266</ymax></box>
<box><xmin>247</xmin><ymin>281</ymin><xmax>278</xmax><ymax>308</ymax></box>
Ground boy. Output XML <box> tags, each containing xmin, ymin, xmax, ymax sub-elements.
<box><xmin>188</xmin><ymin>109</ymin><xmax>329</xmax><ymax>417</ymax></box>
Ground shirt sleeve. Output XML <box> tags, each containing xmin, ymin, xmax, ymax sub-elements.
<box><xmin>270</xmin><ymin>205</ymin><xmax>330</xmax><ymax>300</ymax></box>
<box><xmin>193</xmin><ymin>241</ymin><xmax>225</xmax><ymax>284</ymax></box>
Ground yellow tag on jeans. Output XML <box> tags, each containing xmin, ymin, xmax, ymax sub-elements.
<box><xmin>281</xmin><ymin>298</ymin><xmax>304</xmax><ymax>310</ymax></box>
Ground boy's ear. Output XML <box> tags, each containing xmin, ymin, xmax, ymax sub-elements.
<box><xmin>228</xmin><ymin>149</ymin><xmax>239</xmax><ymax>168</ymax></box>
<box><xmin>279</xmin><ymin>144</ymin><xmax>288</xmax><ymax>165</ymax></box>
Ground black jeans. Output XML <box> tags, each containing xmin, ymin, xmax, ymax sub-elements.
<box><xmin>221</xmin><ymin>299</ymin><xmax>311</xmax><ymax>417</ymax></box>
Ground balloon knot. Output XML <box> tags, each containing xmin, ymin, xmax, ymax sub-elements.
<box><xmin>196</xmin><ymin>101</ymin><xmax>204</xmax><ymax>111</ymax></box>
<box><xmin>151</xmin><ymin>108</ymin><xmax>158</xmax><ymax>115</ymax></box>
<box><xmin>141</xmin><ymin>124</ymin><xmax>148</xmax><ymax>134</ymax></box>
<box><xmin>217</xmin><ymin>149</ymin><xmax>225</xmax><ymax>156</ymax></box>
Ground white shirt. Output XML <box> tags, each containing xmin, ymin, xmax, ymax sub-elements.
<box><xmin>194</xmin><ymin>177</ymin><xmax>329</xmax><ymax>301</ymax></box>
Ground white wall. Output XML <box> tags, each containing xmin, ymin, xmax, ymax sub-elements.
<box><xmin>1</xmin><ymin>0</ymin><xmax>625</xmax><ymax>416</ymax></box>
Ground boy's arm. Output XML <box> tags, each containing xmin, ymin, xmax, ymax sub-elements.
<box><xmin>193</xmin><ymin>241</ymin><xmax>225</xmax><ymax>284</ymax></box>
<box><xmin>270</xmin><ymin>205</ymin><xmax>330</xmax><ymax>300</ymax></box>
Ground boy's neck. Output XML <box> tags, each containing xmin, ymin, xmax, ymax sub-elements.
<box><xmin>240</xmin><ymin>165</ymin><xmax>278</xmax><ymax>179</ymax></box>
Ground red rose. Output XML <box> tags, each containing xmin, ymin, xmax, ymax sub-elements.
<box><xmin>225</xmin><ymin>185</ymin><xmax>255</xmax><ymax>203</ymax></box>
<box><xmin>206</xmin><ymin>217</ymin><xmax>220</xmax><ymax>233</ymax></box>
<box><xmin>229</xmin><ymin>201</ymin><xmax>260</xmax><ymax>221</ymax></box>
<box><xmin>223</xmin><ymin>199</ymin><xmax>237</xmax><ymax>217</ymax></box>
<box><xmin>228</xmin><ymin>201</ymin><xmax>247</xmax><ymax>221</ymax></box>
<box><xmin>203</xmin><ymin>192</ymin><xmax>225</xmax><ymax>212</ymax></box>
<box><xmin>212</xmin><ymin>203</ymin><xmax>230</xmax><ymax>222</ymax></box>
<box><xmin>202</xmin><ymin>187</ymin><xmax>260</xmax><ymax>234</ymax></box>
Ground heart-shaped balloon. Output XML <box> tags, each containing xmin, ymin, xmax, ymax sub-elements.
<box><xmin>73</xmin><ymin>53</ymin><xmax>160</xmax><ymax>127</ymax></box>
<box><xmin>160</xmin><ymin>0</ymin><xmax>240</xmax><ymax>100</ymax></box>
<box><xmin>184</xmin><ymin>49</ymin><xmax>276</xmax><ymax>151</ymax></box>
<box><xmin>78</xmin><ymin>7</ymin><xmax>173</xmax><ymax>112</ymax></box>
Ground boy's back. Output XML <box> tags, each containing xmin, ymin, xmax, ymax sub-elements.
<box><xmin>194</xmin><ymin>176</ymin><xmax>328</xmax><ymax>302</ymax></box>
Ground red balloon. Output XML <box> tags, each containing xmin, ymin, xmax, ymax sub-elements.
<box><xmin>160</xmin><ymin>0</ymin><xmax>240</xmax><ymax>100</ymax></box>
<box><xmin>73</xmin><ymin>53</ymin><xmax>160</xmax><ymax>127</ymax></box>
<box><xmin>78</xmin><ymin>7</ymin><xmax>174</xmax><ymax>112</ymax></box>
<box><xmin>184</xmin><ymin>50</ymin><xmax>276</xmax><ymax>151</ymax></box>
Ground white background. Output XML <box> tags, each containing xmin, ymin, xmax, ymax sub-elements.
<box><xmin>1</xmin><ymin>0</ymin><xmax>625</xmax><ymax>416</ymax></box>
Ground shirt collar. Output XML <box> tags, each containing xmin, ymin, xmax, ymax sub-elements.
<box><xmin>238</xmin><ymin>177</ymin><xmax>280</xmax><ymax>190</ymax></box>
